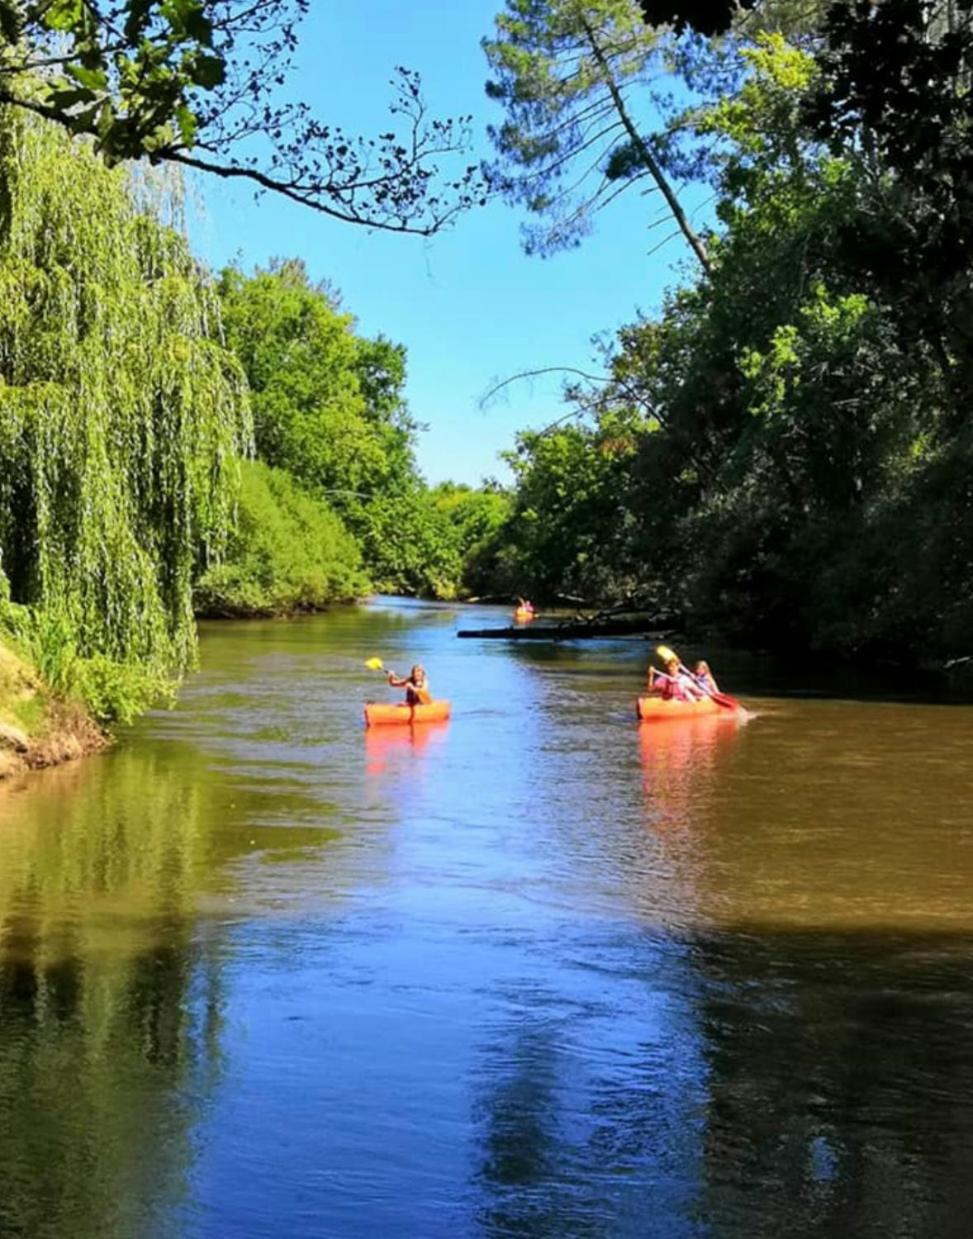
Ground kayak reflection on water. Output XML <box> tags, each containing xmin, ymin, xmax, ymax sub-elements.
<box><xmin>364</xmin><ymin>719</ymin><xmax>450</xmax><ymax>777</ymax></box>
<box><xmin>639</xmin><ymin>714</ymin><xmax>744</xmax><ymax>832</ymax></box>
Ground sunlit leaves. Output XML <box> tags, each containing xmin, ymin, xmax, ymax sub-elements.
<box><xmin>0</xmin><ymin>109</ymin><xmax>250</xmax><ymax>713</ymax></box>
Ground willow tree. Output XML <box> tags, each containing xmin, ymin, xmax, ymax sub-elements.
<box><xmin>0</xmin><ymin>105</ymin><xmax>250</xmax><ymax>713</ymax></box>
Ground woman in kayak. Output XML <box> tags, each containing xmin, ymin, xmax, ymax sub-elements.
<box><xmin>648</xmin><ymin>656</ymin><xmax>703</xmax><ymax>702</ymax></box>
<box><xmin>693</xmin><ymin>660</ymin><xmax>719</xmax><ymax>695</ymax></box>
<box><xmin>387</xmin><ymin>664</ymin><xmax>431</xmax><ymax>706</ymax></box>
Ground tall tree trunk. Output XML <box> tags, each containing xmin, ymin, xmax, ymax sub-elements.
<box><xmin>580</xmin><ymin>16</ymin><xmax>713</xmax><ymax>274</ymax></box>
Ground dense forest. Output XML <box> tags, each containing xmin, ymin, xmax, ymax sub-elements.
<box><xmin>473</xmin><ymin>0</ymin><xmax>973</xmax><ymax>663</ymax></box>
<box><xmin>1</xmin><ymin>0</ymin><xmax>971</xmax><ymax>744</ymax></box>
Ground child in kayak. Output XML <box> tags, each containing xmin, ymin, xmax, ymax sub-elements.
<box><xmin>387</xmin><ymin>664</ymin><xmax>431</xmax><ymax>706</ymax></box>
<box><xmin>693</xmin><ymin>660</ymin><xmax>719</xmax><ymax>695</ymax></box>
<box><xmin>647</xmin><ymin>657</ymin><xmax>702</xmax><ymax>702</ymax></box>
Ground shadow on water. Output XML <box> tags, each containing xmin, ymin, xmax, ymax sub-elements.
<box><xmin>492</xmin><ymin>629</ymin><xmax>973</xmax><ymax>707</ymax></box>
<box><xmin>471</xmin><ymin>924</ymin><xmax>973</xmax><ymax>1239</ymax></box>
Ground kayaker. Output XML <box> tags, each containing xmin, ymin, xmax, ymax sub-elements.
<box><xmin>387</xmin><ymin>664</ymin><xmax>431</xmax><ymax>706</ymax></box>
<box><xmin>693</xmin><ymin>660</ymin><xmax>719</xmax><ymax>695</ymax></box>
<box><xmin>647</xmin><ymin>657</ymin><xmax>702</xmax><ymax>702</ymax></box>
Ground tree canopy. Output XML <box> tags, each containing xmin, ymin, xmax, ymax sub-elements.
<box><xmin>218</xmin><ymin>260</ymin><xmax>483</xmax><ymax>598</ymax></box>
<box><xmin>473</xmin><ymin>26</ymin><xmax>973</xmax><ymax>659</ymax></box>
<box><xmin>0</xmin><ymin>1</ymin><xmax>483</xmax><ymax>232</ymax></box>
<box><xmin>484</xmin><ymin>0</ymin><xmax>711</xmax><ymax>267</ymax></box>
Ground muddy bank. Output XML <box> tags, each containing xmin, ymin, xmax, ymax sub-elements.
<box><xmin>0</xmin><ymin>641</ymin><xmax>108</xmax><ymax>783</ymax></box>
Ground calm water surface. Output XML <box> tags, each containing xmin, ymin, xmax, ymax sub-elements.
<box><xmin>2</xmin><ymin>598</ymin><xmax>973</xmax><ymax>1237</ymax></box>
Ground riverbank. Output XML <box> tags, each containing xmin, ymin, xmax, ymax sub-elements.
<box><xmin>0</xmin><ymin>639</ymin><xmax>107</xmax><ymax>782</ymax></box>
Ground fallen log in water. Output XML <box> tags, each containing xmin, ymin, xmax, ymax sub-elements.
<box><xmin>457</xmin><ymin>619</ymin><xmax>678</xmax><ymax>640</ymax></box>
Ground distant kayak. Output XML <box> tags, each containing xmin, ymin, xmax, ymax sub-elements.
<box><xmin>637</xmin><ymin>695</ymin><xmax>741</xmax><ymax>722</ymax></box>
<box><xmin>364</xmin><ymin>700</ymin><xmax>451</xmax><ymax>727</ymax></box>
<box><xmin>513</xmin><ymin>608</ymin><xmax>535</xmax><ymax>622</ymax></box>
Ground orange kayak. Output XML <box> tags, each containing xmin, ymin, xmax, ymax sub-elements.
<box><xmin>637</xmin><ymin>695</ymin><xmax>739</xmax><ymax>722</ymax></box>
<box><xmin>364</xmin><ymin>700</ymin><xmax>451</xmax><ymax>727</ymax></box>
<box><xmin>513</xmin><ymin>609</ymin><xmax>535</xmax><ymax>622</ymax></box>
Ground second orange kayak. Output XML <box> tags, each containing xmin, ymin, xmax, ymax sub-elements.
<box><xmin>513</xmin><ymin>608</ymin><xmax>535</xmax><ymax>622</ymax></box>
<box><xmin>637</xmin><ymin>695</ymin><xmax>740</xmax><ymax>722</ymax></box>
<box><xmin>364</xmin><ymin>700</ymin><xmax>451</xmax><ymax>727</ymax></box>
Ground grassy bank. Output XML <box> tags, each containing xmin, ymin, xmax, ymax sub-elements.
<box><xmin>0</xmin><ymin>638</ymin><xmax>107</xmax><ymax>782</ymax></box>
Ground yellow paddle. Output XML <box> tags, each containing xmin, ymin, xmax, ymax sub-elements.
<box><xmin>364</xmin><ymin>657</ymin><xmax>385</xmax><ymax>671</ymax></box>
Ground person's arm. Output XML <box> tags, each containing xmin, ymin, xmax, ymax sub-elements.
<box><xmin>387</xmin><ymin>672</ymin><xmax>408</xmax><ymax>688</ymax></box>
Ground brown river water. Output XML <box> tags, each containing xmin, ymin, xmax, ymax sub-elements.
<box><xmin>1</xmin><ymin>597</ymin><xmax>973</xmax><ymax>1237</ymax></box>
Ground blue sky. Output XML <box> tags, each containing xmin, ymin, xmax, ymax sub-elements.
<box><xmin>190</xmin><ymin>1</ymin><xmax>709</xmax><ymax>486</ymax></box>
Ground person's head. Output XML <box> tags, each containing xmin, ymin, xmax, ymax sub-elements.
<box><xmin>695</xmin><ymin>660</ymin><xmax>710</xmax><ymax>676</ymax></box>
<box><xmin>666</xmin><ymin>658</ymin><xmax>679</xmax><ymax>675</ymax></box>
<box><xmin>411</xmin><ymin>664</ymin><xmax>426</xmax><ymax>682</ymax></box>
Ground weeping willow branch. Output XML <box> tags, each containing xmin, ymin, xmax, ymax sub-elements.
<box><xmin>0</xmin><ymin>104</ymin><xmax>251</xmax><ymax>694</ymax></box>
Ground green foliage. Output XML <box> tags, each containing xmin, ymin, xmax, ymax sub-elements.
<box><xmin>218</xmin><ymin>260</ymin><xmax>415</xmax><ymax>501</ymax></box>
<box><xmin>354</xmin><ymin>489</ymin><xmax>464</xmax><ymax>599</ymax></box>
<box><xmin>219</xmin><ymin>260</ymin><xmax>466</xmax><ymax>599</ymax></box>
<box><xmin>0</xmin><ymin>599</ymin><xmax>171</xmax><ymax>723</ymax></box>
<box><xmin>483</xmin><ymin>0</ymin><xmax>709</xmax><ymax>265</ymax></box>
<box><xmin>0</xmin><ymin>107</ymin><xmax>249</xmax><ymax>718</ymax></box>
<box><xmin>806</xmin><ymin>0</ymin><xmax>973</xmax><ymax>406</ymax></box>
<box><xmin>484</xmin><ymin>29</ymin><xmax>972</xmax><ymax>659</ymax></box>
<box><xmin>194</xmin><ymin>461</ymin><xmax>366</xmax><ymax>616</ymax></box>
<box><xmin>484</xmin><ymin>415</ymin><xmax>652</xmax><ymax>604</ymax></box>
<box><xmin>431</xmin><ymin>482</ymin><xmax>513</xmax><ymax>595</ymax></box>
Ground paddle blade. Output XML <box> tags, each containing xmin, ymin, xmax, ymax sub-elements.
<box><xmin>655</xmin><ymin>644</ymin><xmax>678</xmax><ymax>664</ymax></box>
<box><xmin>364</xmin><ymin>657</ymin><xmax>384</xmax><ymax>671</ymax></box>
<box><xmin>711</xmin><ymin>691</ymin><xmax>743</xmax><ymax>711</ymax></box>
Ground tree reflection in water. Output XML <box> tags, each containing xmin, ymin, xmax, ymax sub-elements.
<box><xmin>470</xmin><ymin>926</ymin><xmax>973</xmax><ymax>1233</ymax></box>
<box><xmin>693</xmin><ymin>928</ymin><xmax>973</xmax><ymax>1237</ymax></box>
<box><xmin>0</xmin><ymin>753</ymin><xmax>227</xmax><ymax>1239</ymax></box>
<box><xmin>466</xmin><ymin>872</ymin><xmax>973</xmax><ymax>1229</ymax></box>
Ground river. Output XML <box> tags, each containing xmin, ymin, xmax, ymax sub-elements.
<box><xmin>1</xmin><ymin>597</ymin><xmax>972</xmax><ymax>1237</ymax></box>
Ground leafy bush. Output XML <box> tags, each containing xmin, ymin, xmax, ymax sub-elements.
<box><xmin>351</xmin><ymin>488</ymin><xmax>463</xmax><ymax>599</ymax></box>
<box><xmin>194</xmin><ymin>461</ymin><xmax>367</xmax><ymax>616</ymax></box>
<box><xmin>218</xmin><ymin>262</ymin><xmax>462</xmax><ymax>595</ymax></box>
<box><xmin>430</xmin><ymin>483</ymin><xmax>513</xmax><ymax>596</ymax></box>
